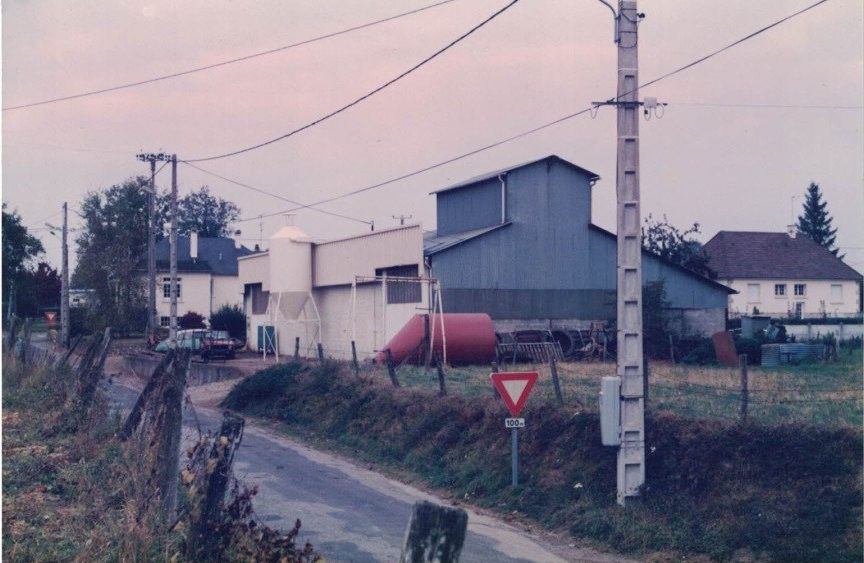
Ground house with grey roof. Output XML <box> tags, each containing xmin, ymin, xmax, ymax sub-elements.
<box><xmin>704</xmin><ymin>230</ymin><xmax>863</xmax><ymax>318</ymax></box>
<box><xmin>151</xmin><ymin>233</ymin><xmax>253</xmax><ymax>326</ymax></box>
<box><xmin>424</xmin><ymin>155</ymin><xmax>735</xmax><ymax>337</ymax></box>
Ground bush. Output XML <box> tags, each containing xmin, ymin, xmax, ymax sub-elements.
<box><xmin>221</xmin><ymin>362</ymin><xmax>303</xmax><ymax>413</ymax></box>
<box><xmin>678</xmin><ymin>337</ymin><xmax>716</xmax><ymax>365</ymax></box>
<box><xmin>179</xmin><ymin>311</ymin><xmax>206</xmax><ymax>330</ymax></box>
<box><xmin>734</xmin><ymin>336</ymin><xmax>763</xmax><ymax>365</ymax></box>
<box><xmin>209</xmin><ymin>304</ymin><xmax>246</xmax><ymax>340</ymax></box>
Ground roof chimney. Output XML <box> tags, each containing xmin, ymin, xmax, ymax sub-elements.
<box><xmin>190</xmin><ymin>231</ymin><xmax>199</xmax><ymax>260</ymax></box>
<box><xmin>786</xmin><ymin>225</ymin><xmax>796</xmax><ymax>239</ymax></box>
<box><xmin>283</xmin><ymin>214</ymin><xmax>295</xmax><ymax>226</ymax></box>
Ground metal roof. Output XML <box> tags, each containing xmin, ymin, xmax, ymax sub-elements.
<box><xmin>704</xmin><ymin>231</ymin><xmax>863</xmax><ymax>281</ymax></box>
<box><xmin>423</xmin><ymin>223</ymin><xmax>512</xmax><ymax>256</ymax></box>
<box><xmin>430</xmin><ymin>155</ymin><xmax>600</xmax><ymax>195</ymax></box>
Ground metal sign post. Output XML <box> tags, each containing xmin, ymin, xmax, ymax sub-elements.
<box><xmin>491</xmin><ymin>372</ymin><xmax>538</xmax><ymax>488</ymax></box>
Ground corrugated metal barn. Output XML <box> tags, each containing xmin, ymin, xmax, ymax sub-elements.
<box><xmin>424</xmin><ymin>155</ymin><xmax>733</xmax><ymax>336</ymax></box>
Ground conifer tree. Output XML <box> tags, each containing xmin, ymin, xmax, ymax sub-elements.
<box><xmin>796</xmin><ymin>182</ymin><xmax>839</xmax><ymax>256</ymax></box>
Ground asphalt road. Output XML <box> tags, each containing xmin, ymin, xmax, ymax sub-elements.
<box><xmin>31</xmin><ymin>335</ymin><xmax>627</xmax><ymax>562</ymax></box>
<box><xmin>105</xmin><ymin>382</ymin><xmax>575</xmax><ymax>562</ymax></box>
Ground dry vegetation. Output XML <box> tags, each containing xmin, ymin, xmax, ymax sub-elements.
<box><xmin>381</xmin><ymin>347</ymin><xmax>863</xmax><ymax>426</ymax></box>
<box><xmin>225</xmin><ymin>359</ymin><xmax>863</xmax><ymax>562</ymax></box>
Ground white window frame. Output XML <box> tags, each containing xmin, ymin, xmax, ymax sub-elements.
<box><xmin>794</xmin><ymin>283</ymin><xmax>807</xmax><ymax>297</ymax></box>
<box><xmin>162</xmin><ymin>276</ymin><xmax>182</xmax><ymax>301</ymax></box>
<box><xmin>747</xmin><ymin>283</ymin><xmax>761</xmax><ymax>303</ymax></box>
<box><xmin>159</xmin><ymin>316</ymin><xmax>171</xmax><ymax>327</ymax></box>
<box><xmin>830</xmin><ymin>284</ymin><xmax>843</xmax><ymax>304</ymax></box>
<box><xmin>774</xmin><ymin>284</ymin><xmax>786</xmax><ymax>297</ymax></box>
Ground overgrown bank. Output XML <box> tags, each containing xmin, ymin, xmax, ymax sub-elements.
<box><xmin>225</xmin><ymin>361</ymin><xmax>863</xmax><ymax>562</ymax></box>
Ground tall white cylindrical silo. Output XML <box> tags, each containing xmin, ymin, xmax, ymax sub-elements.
<box><xmin>268</xmin><ymin>221</ymin><xmax>312</xmax><ymax>294</ymax></box>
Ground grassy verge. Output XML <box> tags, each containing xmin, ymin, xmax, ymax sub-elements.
<box><xmin>2</xmin><ymin>355</ymin><xmax>176</xmax><ymax>561</ymax></box>
<box><xmin>225</xmin><ymin>361</ymin><xmax>863</xmax><ymax>562</ymax></box>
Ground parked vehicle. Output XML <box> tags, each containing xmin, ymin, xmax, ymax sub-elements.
<box><xmin>153</xmin><ymin>329</ymin><xmax>235</xmax><ymax>360</ymax></box>
<box><xmin>201</xmin><ymin>330</ymin><xmax>235</xmax><ymax>361</ymax></box>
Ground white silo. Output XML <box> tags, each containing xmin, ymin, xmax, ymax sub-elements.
<box><xmin>268</xmin><ymin>215</ymin><xmax>312</xmax><ymax>293</ymax></box>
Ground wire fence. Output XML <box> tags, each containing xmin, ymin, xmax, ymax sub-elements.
<box><xmin>295</xmin><ymin>344</ymin><xmax>862</xmax><ymax>427</ymax></box>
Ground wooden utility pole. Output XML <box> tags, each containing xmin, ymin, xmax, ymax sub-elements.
<box><xmin>169</xmin><ymin>154</ymin><xmax>178</xmax><ymax>345</ymax></box>
<box><xmin>60</xmin><ymin>202</ymin><xmax>70</xmax><ymax>348</ymax></box>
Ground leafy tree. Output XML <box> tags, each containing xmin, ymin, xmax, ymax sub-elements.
<box><xmin>796</xmin><ymin>182</ymin><xmax>839</xmax><ymax>256</ymax></box>
<box><xmin>156</xmin><ymin>187</ymin><xmax>240</xmax><ymax>238</ymax></box>
<box><xmin>179</xmin><ymin>311</ymin><xmax>206</xmax><ymax>329</ymax></box>
<box><xmin>73</xmin><ymin>177</ymin><xmax>151</xmax><ymax>335</ymax></box>
<box><xmin>2</xmin><ymin>204</ymin><xmax>45</xmax><ymax>317</ymax></box>
<box><xmin>15</xmin><ymin>262</ymin><xmax>61</xmax><ymax>318</ymax></box>
<box><xmin>209</xmin><ymin>304</ymin><xmax>246</xmax><ymax>340</ymax></box>
<box><xmin>643</xmin><ymin>280</ymin><xmax>672</xmax><ymax>360</ymax></box>
<box><xmin>641</xmin><ymin>214</ymin><xmax>714</xmax><ymax>278</ymax></box>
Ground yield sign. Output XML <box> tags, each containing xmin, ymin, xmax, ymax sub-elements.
<box><xmin>490</xmin><ymin>372</ymin><xmax>539</xmax><ymax>417</ymax></box>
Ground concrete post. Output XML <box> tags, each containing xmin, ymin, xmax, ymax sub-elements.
<box><xmin>614</xmin><ymin>0</ymin><xmax>646</xmax><ymax>505</ymax></box>
<box><xmin>169</xmin><ymin>155</ymin><xmax>178</xmax><ymax>345</ymax></box>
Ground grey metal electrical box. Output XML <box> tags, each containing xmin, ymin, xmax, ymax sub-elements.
<box><xmin>599</xmin><ymin>376</ymin><xmax>621</xmax><ymax>446</ymax></box>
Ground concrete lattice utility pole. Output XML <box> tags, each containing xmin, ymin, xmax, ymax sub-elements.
<box><xmin>594</xmin><ymin>0</ymin><xmax>648</xmax><ymax>505</ymax></box>
<box><xmin>613</xmin><ymin>0</ymin><xmax>645</xmax><ymax>505</ymax></box>
<box><xmin>61</xmin><ymin>202</ymin><xmax>70</xmax><ymax>348</ymax></box>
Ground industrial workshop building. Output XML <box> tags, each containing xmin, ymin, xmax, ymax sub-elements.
<box><xmin>423</xmin><ymin>155</ymin><xmax>734</xmax><ymax>336</ymax></box>
<box><xmin>238</xmin><ymin>222</ymin><xmax>429</xmax><ymax>360</ymax></box>
<box><xmin>239</xmin><ymin>155</ymin><xmax>732</xmax><ymax>360</ymax></box>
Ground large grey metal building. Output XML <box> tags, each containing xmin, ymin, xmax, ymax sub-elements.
<box><xmin>423</xmin><ymin>155</ymin><xmax>733</xmax><ymax>336</ymax></box>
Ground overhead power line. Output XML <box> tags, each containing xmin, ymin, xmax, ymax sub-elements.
<box><xmin>671</xmin><ymin>102</ymin><xmax>863</xmax><ymax>110</ymax></box>
<box><xmin>2</xmin><ymin>0</ymin><xmax>455</xmax><ymax>112</ymax></box>
<box><xmin>184</xmin><ymin>0</ymin><xmax>521</xmax><ymax>162</ymax></box>
<box><xmin>181</xmin><ymin>161</ymin><xmax>372</xmax><ymax>225</ymax></box>
<box><xmin>233</xmin><ymin>0</ymin><xmax>831</xmax><ymax>221</ymax></box>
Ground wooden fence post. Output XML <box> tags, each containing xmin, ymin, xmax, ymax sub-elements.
<box><xmin>739</xmin><ymin>354</ymin><xmax>749</xmax><ymax>422</ymax></box>
<box><xmin>548</xmin><ymin>354</ymin><xmax>563</xmax><ymax>405</ymax></box>
<box><xmin>435</xmin><ymin>353</ymin><xmax>447</xmax><ymax>396</ymax></box>
<box><xmin>351</xmin><ymin>340</ymin><xmax>360</xmax><ymax>376</ymax></box>
<box><xmin>294</xmin><ymin>336</ymin><xmax>300</xmax><ymax>360</ymax></box>
<box><xmin>668</xmin><ymin>334</ymin><xmax>676</xmax><ymax>365</ymax></box>
<box><xmin>385</xmin><ymin>349</ymin><xmax>401</xmax><ymax>387</ymax></box>
<box><xmin>4</xmin><ymin>315</ymin><xmax>18</xmax><ymax>351</ymax></box>
<box><xmin>399</xmin><ymin>501</ymin><xmax>468</xmax><ymax>563</ymax></box>
<box><xmin>317</xmin><ymin>342</ymin><xmax>324</xmax><ymax>361</ymax></box>
<box><xmin>491</xmin><ymin>360</ymin><xmax>500</xmax><ymax>397</ymax></box>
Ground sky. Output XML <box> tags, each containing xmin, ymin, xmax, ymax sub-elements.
<box><xmin>2</xmin><ymin>0</ymin><xmax>863</xmax><ymax>274</ymax></box>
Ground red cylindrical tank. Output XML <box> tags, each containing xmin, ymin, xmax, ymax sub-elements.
<box><xmin>377</xmin><ymin>313</ymin><xmax>496</xmax><ymax>365</ymax></box>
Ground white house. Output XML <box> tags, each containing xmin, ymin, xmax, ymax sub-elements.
<box><xmin>152</xmin><ymin>233</ymin><xmax>253</xmax><ymax>326</ymax></box>
<box><xmin>237</xmin><ymin>222</ymin><xmax>429</xmax><ymax>360</ymax></box>
<box><xmin>704</xmin><ymin>230</ymin><xmax>862</xmax><ymax>318</ymax></box>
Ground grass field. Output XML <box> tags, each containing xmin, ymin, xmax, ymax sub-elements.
<box><xmin>366</xmin><ymin>348</ymin><xmax>863</xmax><ymax>427</ymax></box>
<box><xmin>226</xmin><ymin>361</ymin><xmax>864</xmax><ymax>562</ymax></box>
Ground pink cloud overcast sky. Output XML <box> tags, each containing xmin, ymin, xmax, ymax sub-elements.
<box><xmin>2</xmin><ymin>0</ymin><xmax>862</xmax><ymax>271</ymax></box>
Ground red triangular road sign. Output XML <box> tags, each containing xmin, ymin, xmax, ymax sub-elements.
<box><xmin>490</xmin><ymin>372</ymin><xmax>539</xmax><ymax>417</ymax></box>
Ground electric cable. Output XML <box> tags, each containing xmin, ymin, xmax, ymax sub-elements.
<box><xmin>2</xmin><ymin>0</ymin><xmax>456</xmax><ymax>112</ymax></box>
<box><xmin>233</xmin><ymin>0</ymin><xmax>831</xmax><ymax>221</ymax></box>
<box><xmin>184</xmin><ymin>0</ymin><xmax>521</xmax><ymax>162</ymax></box>
<box><xmin>670</xmin><ymin>102</ymin><xmax>862</xmax><ymax>110</ymax></box>
<box><xmin>181</xmin><ymin>161</ymin><xmax>372</xmax><ymax>225</ymax></box>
